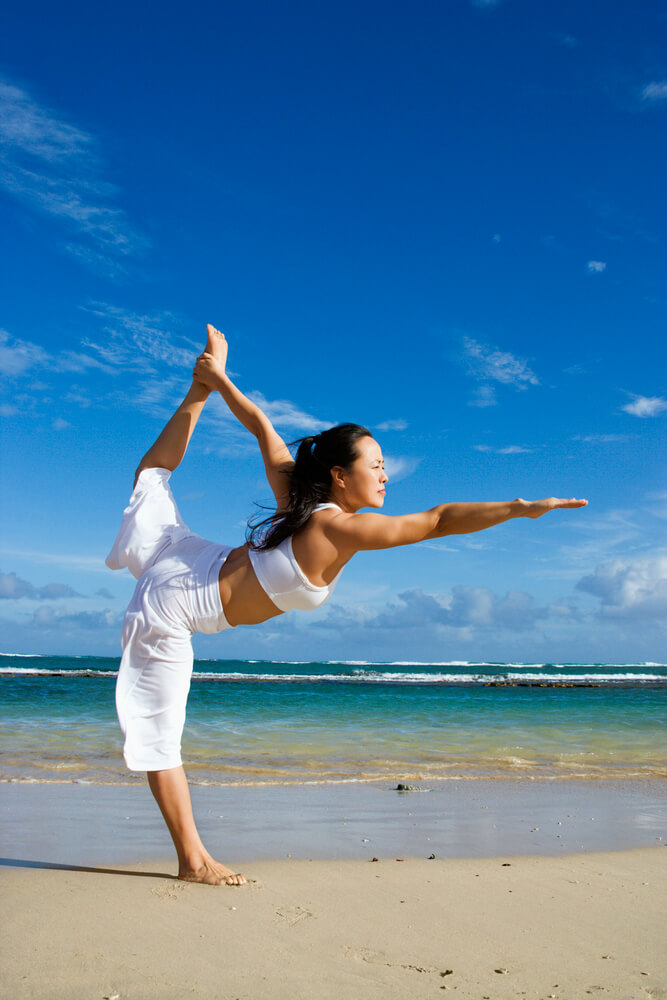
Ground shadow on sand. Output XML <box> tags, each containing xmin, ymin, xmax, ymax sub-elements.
<box><xmin>0</xmin><ymin>857</ymin><xmax>174</xmax><ymax>879</ymax></box>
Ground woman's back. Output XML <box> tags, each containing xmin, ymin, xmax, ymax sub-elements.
<box><xmin>219</xmin><ymin>505</ymin><xmax>349</xmax><ymax>625</ymax></box>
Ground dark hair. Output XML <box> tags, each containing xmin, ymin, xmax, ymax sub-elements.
<box><xmin>247</xmin><ymin>423</ymin><xmax>372</xmax><ymax>550</ymax></box>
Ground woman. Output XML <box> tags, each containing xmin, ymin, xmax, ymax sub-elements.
<box><xmin>107</xmin><ymin>325</ymin><xmax>587</xmax><ymax>886</ymax></box>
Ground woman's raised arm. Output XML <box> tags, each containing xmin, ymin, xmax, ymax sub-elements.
<box><xmin>193</xmin><ymin>328</ymin><xmax>294</xmax><ymax>504</ymax></box>
<box><xmin>325</xmin><ymin>497</ymin><xmax>588</xmax><ymax>554</ymax></box>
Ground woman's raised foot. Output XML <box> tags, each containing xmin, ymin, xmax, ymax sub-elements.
<box><xmin>205</xmin><ymin>324</ymin><xmax>228</xmax><ymax>366</ymax></box>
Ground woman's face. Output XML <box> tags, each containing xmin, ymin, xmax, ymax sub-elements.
<box><xmin>336</xmin><ymin>436</ymin><xmax>388</xmax><ymax>510</ymax></box>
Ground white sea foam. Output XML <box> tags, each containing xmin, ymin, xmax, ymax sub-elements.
<box><xmin>2</xmin><ymin>665</ymin><xmax>664</xmax><ymax>686</ymax></box>
<box><xmin>0</xmin><ymin>652</ymin><xmax>46</xmax><ymax>657</ymax></box>
<box><xmin>0</xmin><ymin>667</ymin><xmax>118</xmax><ymax>677</ymax></box>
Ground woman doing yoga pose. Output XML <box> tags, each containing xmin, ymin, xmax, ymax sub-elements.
<box><xmin>107</xmin><ymin>325</ymin><xmax>588</xmax><ymax>885</ymax></box>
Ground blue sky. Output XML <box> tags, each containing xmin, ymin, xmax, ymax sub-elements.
<box><xmin>0</xmin><ymin>0</ymin><xmax>665</xmax><ymax>662</ymax></box>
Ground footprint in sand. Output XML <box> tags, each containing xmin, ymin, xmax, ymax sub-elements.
<box><xmin>150</xmin><ymin>882</ymin><xmax>187</xmax><ymax>900</ymax></box>
<box><xmin>345</xmin><ymin>946</ymin><xmax>388</xmax><ymax>966</ymax></box>
<box><xmin>344</xmin><ymin>947</ymin><xmax>447</xmax><ymax>977</ymax></box>
<box><xmin>274</xmin><ymin>905</ymin><xmax>313</xmax><ymax>926</ymax></box>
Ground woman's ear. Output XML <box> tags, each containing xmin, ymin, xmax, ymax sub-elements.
<box><xmin>330</xmin><ymin>465</ymin><xmax>346</xmax><ymax>489</ymax></box>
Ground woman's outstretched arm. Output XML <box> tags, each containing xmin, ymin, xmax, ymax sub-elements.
<box><xmin>193</xmin><ymin>329</ymin><xmax>294</xmax><ymax>504</ymax></box>
<box><xmin>326</xmin><ymin>497</ymin><xmax>588</xmax><ymax>553</ymax></box>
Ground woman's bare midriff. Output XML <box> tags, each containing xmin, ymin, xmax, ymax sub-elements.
<box><xmin>217</xmin><ymin>544</ymin><xmax>283</xmax><ymax>627</ymax></box>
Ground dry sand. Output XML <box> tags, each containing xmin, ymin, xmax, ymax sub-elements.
<box><xmin>2</xmin><ymin>848</ymin><xmax>665</xmax><ymax>1000</ymax></box>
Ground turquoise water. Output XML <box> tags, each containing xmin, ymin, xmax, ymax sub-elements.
<box><xmin>1</xmin><ymin>654</ymin><xmax>665</xmax><ymax>784</ymax></box>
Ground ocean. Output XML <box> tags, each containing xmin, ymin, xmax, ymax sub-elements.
<box><xmin>1</xmin><ymin>654</ymin><xmax>665</xmax><ymax>786</ymax></box>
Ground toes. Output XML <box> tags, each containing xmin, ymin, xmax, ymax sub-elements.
<box><xmin>223</xmin><ymin>872</ymin><xmax>246</xmax><ymax>886</ymax></box>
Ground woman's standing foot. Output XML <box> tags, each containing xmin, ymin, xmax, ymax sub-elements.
<box><xmin>179</xmin><ymin>852</ymin><xmax>247</xmax><ymax>886</ymax></box>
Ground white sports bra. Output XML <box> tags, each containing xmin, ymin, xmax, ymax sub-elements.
<box><xmin>248</xmin><ymin>503</ymin><xmax>343</xmax><ymax>612</ymax></box>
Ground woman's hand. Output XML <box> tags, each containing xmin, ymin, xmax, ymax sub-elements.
<box><xmin>193</xmin><ymin>352</ymin><xmax>226</xmax><ymax>389</ymax></box>
<box><xmin>519</xmin><ymin>497</ymin><xmax>589</xmax><ymax>518</ymax></box>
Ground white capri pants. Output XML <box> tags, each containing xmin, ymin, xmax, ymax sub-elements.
<box><xmin>106</xmin><ymin>468</ymin><xmax>234</xmax><ymax>772</ymax></box>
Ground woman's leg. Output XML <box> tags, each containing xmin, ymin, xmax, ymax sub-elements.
<box><xmin>121</xmin><ymin>613</ymin><xmax>246</xmax><ymax>887</ymax></box>
<box><xmin>134</xmin><ymin>325</ymin><xmax>227</xmax><ymax>485</ymax></box>
<box><xmin>123</xmin><ymin>325</ymin><xmax>241</xmax><ymax>883</ymax></box>
<box><xmin>120</xmin><ymin>600</ymin><xmax>246</xmax><ymax>887</ymax></box>
<box><xmin>148</xmin><ymin>768</ymin><xmax>246</xmax><ymax>886</ymax></box>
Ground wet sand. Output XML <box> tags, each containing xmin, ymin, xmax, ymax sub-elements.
<box><xmin>2</xmin><ymin>777</ymin><xmax>665</xmax><ymax>864</ymax></box>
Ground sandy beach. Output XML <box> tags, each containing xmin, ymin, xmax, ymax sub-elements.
<box><xmin>2</xmin><ymin>849</ymin><xmax>665</xmax><ymax>1000</ymax></box>
<box><xmin>1</xmin><ymin>780</ymin><xmax>666</xmax><ymax>999</ymax></box>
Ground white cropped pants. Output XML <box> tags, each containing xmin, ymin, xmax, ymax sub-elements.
<box><xmin>107</xmin><ymin>469</ymin><xmax>233</xmax><ymax>772</ymax></box>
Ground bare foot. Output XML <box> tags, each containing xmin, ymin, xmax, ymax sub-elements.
<box><xmin>205</xmin><ymin>324</ymin><xmax>228</xmax><ymax>367</ymax></box>
<box><xmin>179</xmin><ymin>855</ymin><xmax>247</xmax><ymax>887</ymax></box>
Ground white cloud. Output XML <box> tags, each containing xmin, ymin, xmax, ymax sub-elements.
<box><xmin>52</xmin><ymin>417</ymin><xmax>69</xmax><ymax>430</ymax></box>
<box><xmin>461</xmin><ymin>333</ymin><xmax>540</xmax><ymax>409</ymax></box>
<box><xmin>368</xmin><ymin>585</ymin><xmax>549</xmax><ymax>632</ymax></box>
<box><xmin>462</xmin><ymin>337</ymin><xmax>539</xmax><ymax>400</ymax></box>
<box><xmin>0</xmin><ymin>328</ymin><xmax>112</xmax><ymax>382</ymax></box>
<box><xmin>0</xmin><ymin>329</ymin><xmax>48</xmax><ymax>376</ymax></box>
<box><xmin>621</xmin><ymin>394</ymin><xmax>667</xmax><ymax>418</ymax></box>
<box><xmin>587</xmin><ymin>260</ymin><xmax>607</xmax><ymax>273</ymax></box>
<box><xmin>0</xmin><ymin>571</ymin><xmax>34</xmax><ymax>599</ymax></box>
<box><xmin>418</xmin><ymin>541</ymin><xmax>459</xmax><ymax>553</ymax></box>
<box><xmin>577</xmin><ymin>554</ymin><xmax>667</xmax><ymax>620</ymax></box>
<box><xmin>0</xmin><ymin>306</ymin><xmax>334</xmax><ymax>449</ymax></box>
<box><xmin>51</xmin><ymin>350</ymin><xmax>114</xmax><ymax>374</ymax></box>
<box><xmin>641</xmin><ymin>81</ymin><xmax>667</xmax><ymax>102</ymax></box>
<box><xmin>553</xmin><ymin>509</ymin><xmax>641</xmax><ymax>572</ymax></box>
<box><xmin>246</xmin><ymin>391</ymin><xmax>329</xmax><ymax>433</ymax></box>
<box><xmin>0</xmin><ymin>78</ymin><xmax>145</xmax><ymax>269</ymax></box>
<box><xmin>573</xmin><ymin>434</ymin><xmax>631</xmax><ymax>444</ymax></box>
<box><xmin>383</xmin><ymin>455</ymin><xmax>420</xmax><ymax>483</ymax></box>
<box><xmin>0</xmin><ymin>403</ymin><xmax>18</xmax><ymax>416</ymax></box>
<box><xmin>0</xmin><ymin>547</ymin><xmax>110</xmax><ymax>573</ymax></box>
<box><xmin>468</xmin><ymin>385</ymin><xmax>497</xmax><ymax>408</ymax></box>
<box><xmin>29</xmin><ymin>606</ymin><xmax>118</xmax><ymax>630</ymax></box>
<box><xmin>64</xmin><ymin>387</ymin><xmax>93</xmax><ymax>408</ymax></box>
<box><xmin>127</xmin><ymin>375</ymin><xmax>185</xmax><ymax>415</ymax></box>
<box><xmin>644</xmin><ymin>491</ymin><xmax>667</xmax><ymax>522</ymax></box>
<box><xmin>473</xmin><ymin>444</ymin><xmax>533</xmax><ymax>455</ymax></box>
<box><xmin>323</xmin><ymin>552</ymin><xmax>667</xmax><ymax>641</ymax></box>
<box><xmin>376</xmin><ymin>419</ymin><xmax>408</xmax><ymax>432</ymax></box>
<box><xmin>82</xmin><ymin>303</ymin><xmax>196</xmax><ymax>371</ymax></box>
<box><xmin>0</xmin><ymin>571</ymin><xmax>80</xmax><ymax>600</ymax></box>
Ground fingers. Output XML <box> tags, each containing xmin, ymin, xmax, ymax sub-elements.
<box><xmin>527</xmin><ymin>497</ymin><xmax>589</xmax><ymax>518</ymax></box>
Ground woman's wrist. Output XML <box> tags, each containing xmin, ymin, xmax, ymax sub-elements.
<box><xmin>210</xmin><ymin>370</ymin><xmax>230</xmax><ymax>393</ymax></box>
